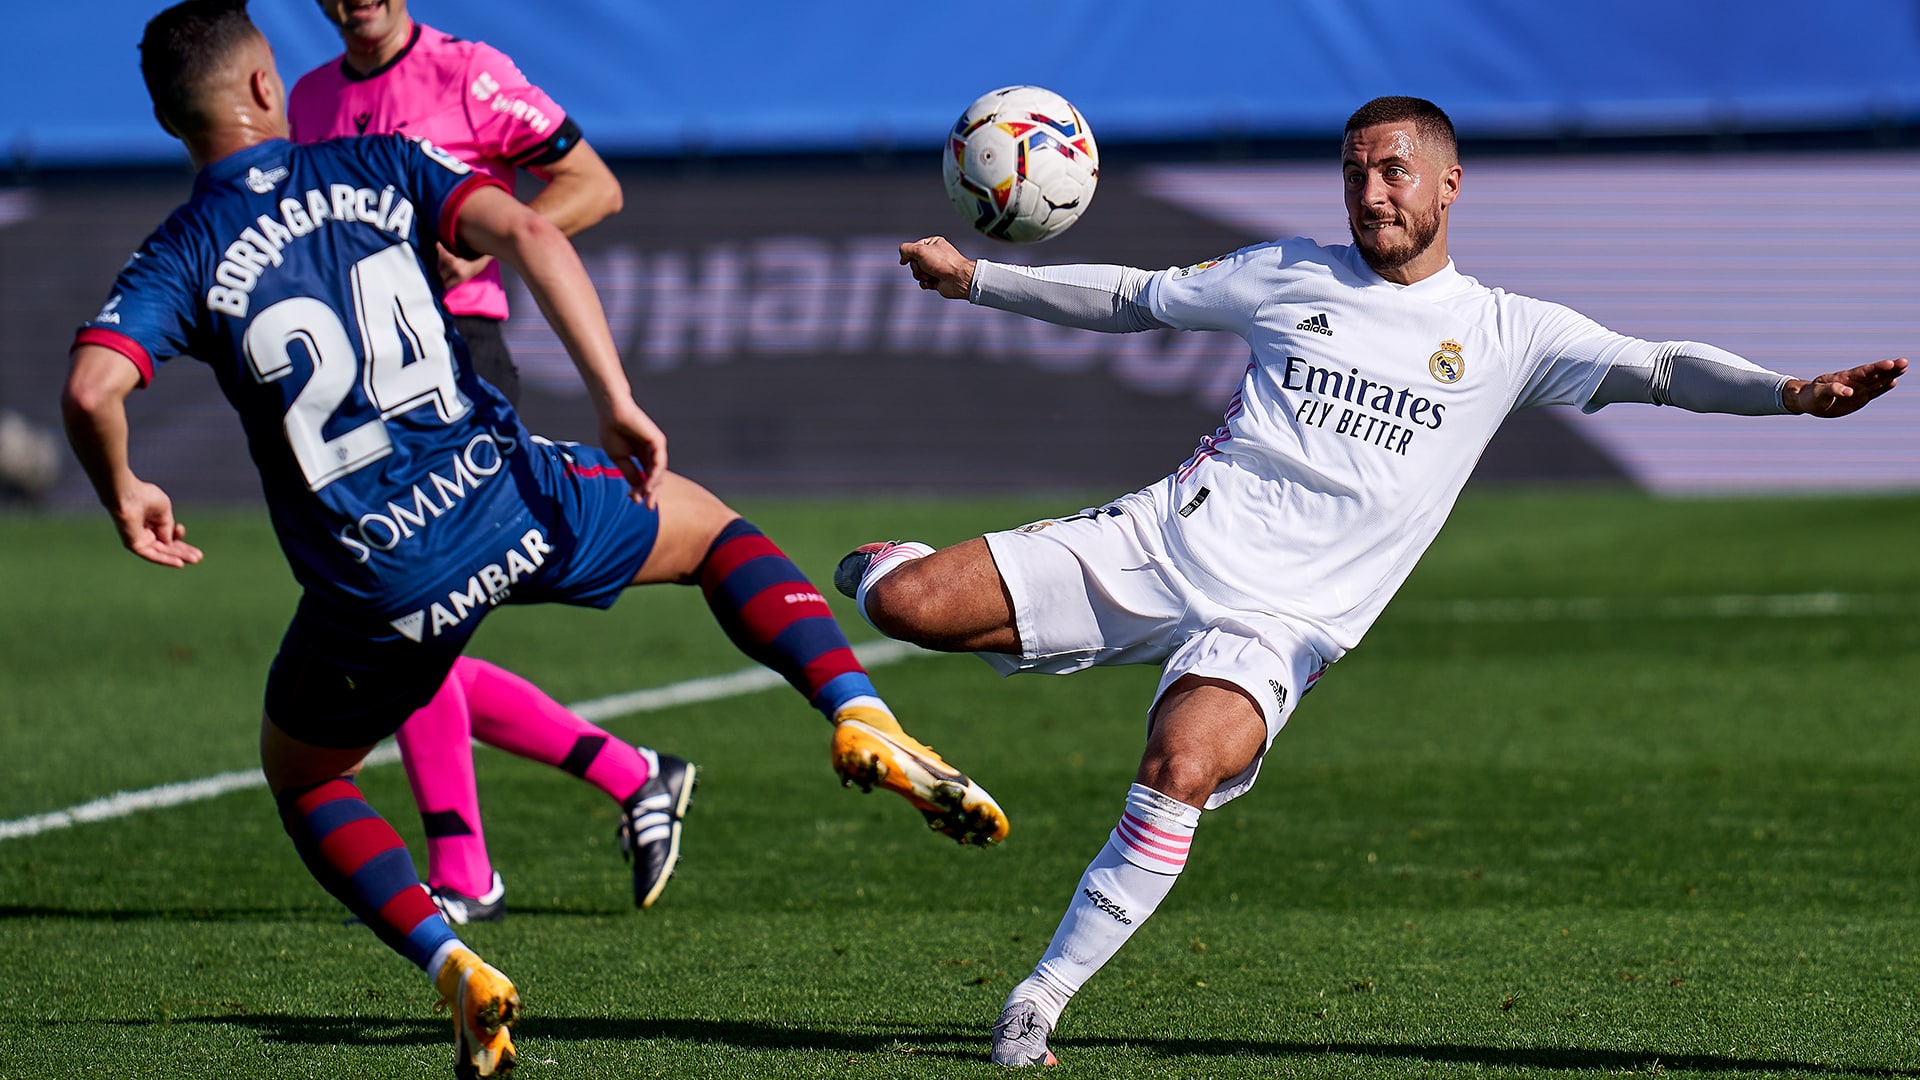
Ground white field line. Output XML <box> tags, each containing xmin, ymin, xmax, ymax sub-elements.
<box><xmin>0</xmin><ymin>638</ymin><xmax>925</xmax><ymax>844</ymax></box>
<box><xmin>1396</xmin><ymin>590</ymin><xmax>1915</xmax><ymax>623</ymax></box>
<box><xmin>3</xmin><ymin>593</ymin><xmax>1913</xmax><ymax>844</ymax></box>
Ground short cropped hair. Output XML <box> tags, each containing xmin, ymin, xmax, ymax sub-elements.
<box><xmin>1344</xmin><ymin>96</ymin><xmax>1457</xmax><ymax>163</ymax></box>
<box><xmin>139</xmin><ymin>0</ymin><xmax>260</xmax><ymax>135</ymax></box>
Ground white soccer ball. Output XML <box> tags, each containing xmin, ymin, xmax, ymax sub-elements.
<box><xmin>942</xmin><ymin>86</ymin><xmax>1099</xmax><ymax>243</ymax></box>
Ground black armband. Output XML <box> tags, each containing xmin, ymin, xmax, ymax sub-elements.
<box><xmin>513</xmin><ymin>116</ymin><xmax>584</xmax><ymax>168</ymax></box>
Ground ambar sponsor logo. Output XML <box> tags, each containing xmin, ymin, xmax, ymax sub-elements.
<box><xmin>390</xmin><ymin>527</ymin><xmax>554</xmax><ymax>642</ymax></box>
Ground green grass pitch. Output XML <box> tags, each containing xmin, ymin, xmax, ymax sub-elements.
<box><xmin>2</xmin><ymin>491</ymin><xmax>1918</xmax><ymax>1079</ymax></box>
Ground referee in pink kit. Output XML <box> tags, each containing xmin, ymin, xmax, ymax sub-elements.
<box><xmin>290</xmin><ymin>0</ymin><xmax>621</xmax><ymax>404</ymax></box>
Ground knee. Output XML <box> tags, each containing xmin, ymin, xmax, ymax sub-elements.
<box><xmin>863</xmin><ymin>565</ymin><xmax>941</xmax><ymax>641</ymax></box>
<box><xmin>1136</xmin><ymin>751</ymin><xmax>1224</xmax><ymax>809</ymax></box>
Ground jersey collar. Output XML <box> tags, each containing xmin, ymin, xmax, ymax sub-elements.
<box><xmin>194</xmin><ymin>139</ymin><xmax>292</xmax><ymax>195</ymax></box>
<box><xmin>1345</xmin><ymin>245</ymin><xmax>1469</xmax><ymax>297</ymax></box>
<box><xmin>339</xmin><ymin>21</ymin><xmax>422</xmax><ymax>82</ymax></box>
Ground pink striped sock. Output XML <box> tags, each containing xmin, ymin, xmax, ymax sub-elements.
<box><xmin>1011</xmin><ymin>784</ymin><xmax>1201</xmax><ymax>1027</ymax></box>
<box><xmin>459</xmin><ymin>658</ymin><xmax>654</xmax><ymax>803</ymax></box>
<box><xmin>395</xmin><ymin>663</ymin><xmax>493</xmax><ymax>897</ymax></box>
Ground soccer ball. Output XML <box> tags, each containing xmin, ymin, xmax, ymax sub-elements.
<box><xmin>942</xmin><ymin>86</ymin><xmax>1099</xmax><ymax>243</ymax></box>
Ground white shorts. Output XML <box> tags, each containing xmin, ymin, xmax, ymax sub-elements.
<box><xmin>980</xmin><ymin>486</ymin><xmax>1328</xmax><ymax>808</ymax></box>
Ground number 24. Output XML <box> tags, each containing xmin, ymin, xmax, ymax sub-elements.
<box><xmin>243</xmin><ymin>244</ymin><xmax>468</xmax><ymax>491</ymax></box>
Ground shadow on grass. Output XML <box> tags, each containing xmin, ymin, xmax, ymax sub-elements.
<box><xmin>65</xmin><ymin>1014</ymin><xmax>1918</xmax><ymax>1075</ymax></box>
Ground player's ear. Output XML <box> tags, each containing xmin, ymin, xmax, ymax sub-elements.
<box><xmin>249</xmin><ymin>67</ymin><xmax>278</xmax><ymax>114</ymax></box>
<box><xmin>1439</xmin><ymin>163</ymin><xmax>1462</xmax><ymax>209</ymax></box>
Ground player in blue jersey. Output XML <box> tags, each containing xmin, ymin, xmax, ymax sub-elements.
<box><xmin>61</xmin><ymin>3</ymin><xmax>1008</xmax><ymax>1075</ymax></box>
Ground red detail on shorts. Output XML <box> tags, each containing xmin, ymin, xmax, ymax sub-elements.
<box><xmin>698</xmin><ymin>531</ymin><xmax>785</xmax><ymax>593</ymax></box>
<box><xmin>438</xmin><ymin>173</ymin><xmax>510</xmax><ymax>254</ymax></box>
<box><xmin>72</xmin><ymin>327</ymin><xmax>154</xmax><ymax>386</ymax></box>
<box><xmin>566</xmin><ymin>462</ymin><xmax>626</xmax><ymax>480</ymax></box>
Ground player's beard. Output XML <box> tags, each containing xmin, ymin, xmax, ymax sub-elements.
<box><xmin>1351</xmin><ymin>203</ymin><xmax>1443</xmax><ymax>276</ymax></box>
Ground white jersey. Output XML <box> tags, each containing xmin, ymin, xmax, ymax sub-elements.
<box><xmin>1119</xmin><ymin>237</ymin><xmax>1665</xmax><ymax>660</ymax></box>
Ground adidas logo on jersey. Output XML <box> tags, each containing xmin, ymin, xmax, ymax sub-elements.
<box><xmin>1296</xmin><ymin>313</ymin><xmax>1332</xmax><ymax>336</ymax></box>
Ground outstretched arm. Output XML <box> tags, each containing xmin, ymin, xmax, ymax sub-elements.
<box><xmin>1584</xmin><ymin>340</ymin><xmax>1905</xmax><ymax>419</ymax></box>
<box><xmin>61</xmin><ymin>345</ymin><xmax>203</xmax><ymax>568</ymax></box>
<box><xmin>900</xmin><ymin>235</ymin><xmax>1167</xmax><ymax>332</ymax></box>
<box><xmin>454</xmin><ymin>184</ymin><xmax>666</xmax><ymax>507</ymax></box>
<box><xmin>1781</xmin><ymin>358</ymin><xmax>1906</xmax><ymax>417</ymax></box>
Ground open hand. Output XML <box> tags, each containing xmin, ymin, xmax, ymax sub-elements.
<box><xmin>1784</xmin><ymin>358</ymin><xmax>1906</xmax><ymax>417</ymax></box>
<box><xmin>112</xmin><ymin>480</ymin><xmax>203</xmax><ymax>568</ymax></box>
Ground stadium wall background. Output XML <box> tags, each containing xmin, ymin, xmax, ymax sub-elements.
<box><xmin>1</xmin><ymin>1</ymin><xmax>1916</xmax><ymax>505</ymax></box>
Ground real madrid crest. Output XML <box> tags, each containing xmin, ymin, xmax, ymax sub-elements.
<box><xmin>1428</xmin><ymin>339</ymin><xmax>1465</xmax><ymax>384</ymax></box>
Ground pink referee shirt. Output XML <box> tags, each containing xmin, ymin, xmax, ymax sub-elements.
<box><xmin>289</xmin><ymin>22</ymin><xmax>572</xmax><ymax>319</ymax></box>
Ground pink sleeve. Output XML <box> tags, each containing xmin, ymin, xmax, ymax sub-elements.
<box><xmin>287</xmin><ymin>75</ymin><xmax>309</xmax><ymax>143</ymax></box>
<box><xmin>286</xmin><ymin>65</ymin><xmax>335</xmax><ymax>145</ymax></box>
<box><xmin>460</xmin><ymin>42</ymin><xmax>569</xmax><ymax>165</ymax></box>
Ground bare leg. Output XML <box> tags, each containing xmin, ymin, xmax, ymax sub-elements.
<box><xmin>862</xmin><ymin>538</ymin><xmax>1022</xmax><ymax>654</ymax></box>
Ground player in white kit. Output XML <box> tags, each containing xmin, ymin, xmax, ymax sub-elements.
<box><xmin>837</xmin><ymin>96</ymin><xmax>1906</xmax><ymax>1066</ymax></box>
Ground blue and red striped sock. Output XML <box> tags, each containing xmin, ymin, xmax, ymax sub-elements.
<box><xmin>699</xmin><ymin>518</ymin><xmax>878</xmax><ymax>719</ymax></box>
<box><xmin>274</xmin><ymin>777</ymin><xmax>457</xmax><ymax>972</ymax></box>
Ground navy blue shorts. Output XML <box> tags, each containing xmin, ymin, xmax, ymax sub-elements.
<box><xmin>264</xmin><ymin>437</ymin><xmax>660</xmax><ymax>748</ymax></box>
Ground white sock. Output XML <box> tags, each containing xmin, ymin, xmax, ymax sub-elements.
<box><xmin>1007</xmin><ymin>783</ymin><xmax>1201</xmax><ymax>1028</ymax></box>
<box><xmin>853</xmin><ymin>541</ymin><xmax>934</xmax><ymax>631</ymax></box>
<box><xmin>426</xmin><ymin>939</ymin><xmax>465</xmax><ymax>987</ymax></box>
<box><xmin>832</xmin><ymin>694</ymin><xmax>894</xmax><ymax>723</ymax></box>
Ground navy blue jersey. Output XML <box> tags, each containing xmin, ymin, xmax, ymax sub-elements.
<box><xmin>75</xmin><ymin>135</ymin><xmax>539</xmax><ymax>608</ymax></box>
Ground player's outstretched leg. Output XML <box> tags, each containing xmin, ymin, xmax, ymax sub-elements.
<box><xmin>994</xmin><ymin>784</ymin><xmax>1200</xmax><ymax>1065</ymax></box>
<box><xmin>695</xmin><ymin>517</ymin><xmax>1008</xmax><ymax>844</ymax></box>
<box><xmin>454</xmin><ymin>658</ymin><xmax>695</xmax><ymax>908</ymax></box>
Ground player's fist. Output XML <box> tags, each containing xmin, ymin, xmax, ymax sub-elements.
<box><xmin>899</xmin><ymin>237</ymin><xmax>975</xmax><ymax>299</ymax></box>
